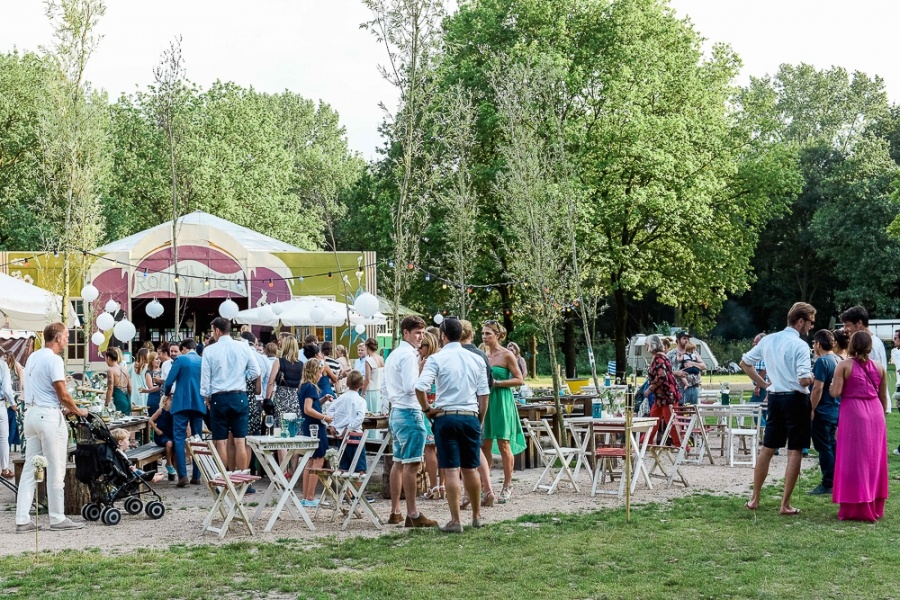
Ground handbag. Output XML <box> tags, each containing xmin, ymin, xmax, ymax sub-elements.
<box><xmin>276</xmin><ymin>358</ymin><xmax>287</xmax><ymax>387</ymax></box>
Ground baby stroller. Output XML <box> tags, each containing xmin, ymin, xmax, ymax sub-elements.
<box><xmin>70</xmin><ymin>412</ymin><xmax>166</xmax><ymax>526</ymax></box>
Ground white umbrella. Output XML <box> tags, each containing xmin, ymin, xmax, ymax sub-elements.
<box><xmin>350</xmin><ymin>311</ymin><xmax>388</xmax><ymax>326</ymax></box>
<box><xmin>233</xmin><ymin>299</ymin><xmax>305</xmax><ymax>327</ymax></box>
<box><xmin>279</xmin><ymin>298</ymin><xmax>348</xmax><ymax>327</ymax></box>
<box><xmin>0</xmin><ymin>273</ymin><xmax>79</xmax><ymax>330</ymax></box>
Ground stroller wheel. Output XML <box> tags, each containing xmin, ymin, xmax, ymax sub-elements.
<box><xmin>101</xmin><ymin>506</ymin><xmax>122</xmax><ymax>526</ymax></box>
<box><xmin>124</xmin><ymin>497</ymin><xmax>143</xmax><ymax>515</ymax></box>
<box><xmin>82</xmin><ymin>503</ymin><xmax>102</xmax><ymax>522</ymax></box>
<box><xmin>145</xmin><ymin>501</ymin><xmax>165</xmax><ymax>520</ymax></box>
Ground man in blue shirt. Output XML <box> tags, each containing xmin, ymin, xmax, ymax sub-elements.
<box><xmin>808</xmin><ymin>330</ymin><xmax>840</xmax><ymax>495</ymax></box>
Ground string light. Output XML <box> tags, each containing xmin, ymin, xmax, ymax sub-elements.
<box><xmin>204</xmin><ymin>276</ymin><xmax>210</xmax><ymax>286</ymax></box>
<box><xmin>143</xmin><ymin>268</ymin><xmax>148</xmax><ymax>277</ymax></box>
<box><xmin>388</xmin><ymin>260</ymin><xmax>394</xmax><ymax>268</ymax></box>
<box><xmin>53</xmin><ymin>251</ymin><xmax>59</xmax><ymax>258</ymax></box>
<box><xmin>425</xmin><ymin>274</ymin><xmax>430</xmax><ymax>281</ymax></box>
<box><xmin>299</xmin><ymin>276</ymin><xmax>304</xmax><ymax>282</ymax></box>
<box><xmin>356</xmin><ymin>270</ymin><xmax>363</xmax><ymax>278</ymax></box>
<box><xmin>174</xmin><ymin>275</ymin><xmax>179</xmax><ymax>284</ymax></box>
<box><xmin>327</xmin><ymin>272</ymin><xmax>333</xmax><ymax>279</ymax></box>
<box><xmin>467</xmin><ymin>287</ymin><xmax>472</xmax><ymax>294</ymax></box>
<box><xmin>268</xmin><ymin>278</ymin><xmax>274</xmax><ymax>287</ymax></box>
<box><xmin>23</xmin><ymin>259</ymin><xmax>29</xmax><ymax>267</ymax></box>
<box><xmin>407</xmin><ymin>263</ymin><xmax>415</xmax><ymax>270</ymax></box>
<box><xmin>442</xmin><ymin>283</ymin><xmax>447</xmax><ymax>289</ymax></box>
<box><xmin>486</xmin><ymin>286</ymin><xmax>491</xmax><ymax>292</ymax></box>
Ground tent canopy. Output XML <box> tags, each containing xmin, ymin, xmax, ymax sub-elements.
<box><xmin>0</xmin><ymin>273</ymin><xmax>79</xmax><ymax>330</ymax></box>
<box><xmin>234</xmin><ymin>298</ymin><xmax>387</xmax><ymax>328</ymax></box>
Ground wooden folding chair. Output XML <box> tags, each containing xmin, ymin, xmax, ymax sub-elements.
<box><xmin>727</xmin><ymin>403</ymin><xmax>762</xmax><ymax>467</ymax></box>
<box><xmin>314</xmin><ymin>431</ymin><xmax>364</xmax><ymax>521</ymax></box>
<box><xmin>192</xmin><ymin>440</ymin><xmax>260</xmax><ymax>539</ymax></box>
<box><xmin>521</xmin><ymin>419</ymin><xmax>581</xmax><ymax>494</ymax></box>
<box><xmin>674</xmin><ymin>405</ymin><xmax>715</xmax><ymax>465</ymax></box>
<box><xmin>645</xmin><ymin>411</ymin><xmax>695</xmax><ymax>488</ymax></box>
<box><xmin>565</xmin><ymin>420</ymin><xmax>595</xmax><ymax>484</ymax></box>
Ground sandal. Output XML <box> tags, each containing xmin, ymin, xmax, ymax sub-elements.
<box><xmin>460</xmin><ymin>496</ymin><xmax>472</xmax><ymax>510</ymax></box>
<box><xmin>481</xmin><ymin>491</ymin><xmax>494</xmax><ymax>507</ymax></box>
<box><xmin>439</xmin><ymin>485</ymin><xmax>446</xmax><ymax>499</ymax></box>
<box><xmin>498</xmin><ymin>486</ymin><xmax>512</xmax><ymax>504</ymax></box>
<box><xmin>425</xmin><ymin>486</ymin><xmax>441</xmax><ymax>500</ymax></box>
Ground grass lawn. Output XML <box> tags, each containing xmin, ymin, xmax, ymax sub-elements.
<box><xmin>5</xmin><ymin>416</ymin><xmax>900</xmax><ymax>598</ymax></box>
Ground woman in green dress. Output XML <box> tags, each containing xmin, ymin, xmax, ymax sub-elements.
<box><xmin>481</xmin><ymin>320</ymin><xmax>525</xmax><ymax>504</ymax></box>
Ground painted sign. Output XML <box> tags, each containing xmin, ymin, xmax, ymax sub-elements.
<box><xmin>133</xmin><ymin>260</ymin><xmax>246</xmax><ymax>298</ymax></box>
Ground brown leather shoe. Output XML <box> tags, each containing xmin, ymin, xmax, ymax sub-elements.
<box><xmin>387</xmin><ymin>512</ymin><xmax>404</xmax><ymax>525</ymax></box>
<box><xmin>405</xmin><ymin>512</ymin><xmax>438</xmax><ymax>528</ymax></box>
<box><xmin>176</xmin><ymin>476</ymin><xmax>190</xmax><ymax>488</ymax></box>
<box><xmin>190</xmin><ymin>478</ymin><xmax>202</xmax><ymax>485</ymax></box>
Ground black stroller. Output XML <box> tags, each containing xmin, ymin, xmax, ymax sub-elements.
<box><xmin>70</xmin><ymin>412</ymin><xmax>166</xmax><ymax>525</ymax></box>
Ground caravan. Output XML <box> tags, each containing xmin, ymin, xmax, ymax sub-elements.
<box><xmin>627</xmin><ymin>334</ymin><xmax>720</xmax><ymax>374</ymax></box>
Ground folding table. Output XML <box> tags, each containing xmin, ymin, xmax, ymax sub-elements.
<box><xmin>565</xmin><ymin>416</ymin><xmax>658</xmax><ymax>496</ymax></box>
<box><xmin>246</xmin><ymin>435</ymin><xmax>320</xmax><ymax>532</ymax></box>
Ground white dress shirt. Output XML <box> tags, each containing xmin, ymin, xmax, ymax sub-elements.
<box><xmin>326</xmin><ymin>389</ymin><xmax>366</xmax><ymax>437</ymax></box>
<box><xmin>200</xmin><ymin>335</ymin><xmax>261</xmax><ymax>398</ymax></box>
<box><xmin>381</xmin><ymin>341</ymin><xmax>420</xmax><ymax>410</ymax></box>
<box><xmin>742</xmin><ymin>327</ymin><xmax>811</xmax><ymax>393</ymax></box>
<box><xmin>870</xmin><ymin>335</ymin><xmax>890</xmax><ymax>412</ymax></box>
<box><xmin>415</xmin><ymin>342</ymin><xmax>490</xmax><ymax>411</ymax></box>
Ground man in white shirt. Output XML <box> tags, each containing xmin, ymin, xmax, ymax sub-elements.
<box><xmin>416</xmin><ymin>317</ymin><xmax>490</xmax><ymax>533</ymax></box>
<box><xmin>381</xmin><ymin>315</ymin><xmax>436</xmax><ymax>528</ymax></box>
<box><xmin>842</xmin><ymin>306</ymin><xmax>891</xmax><ymax>413</ymax></box>
<box><xmin>15</xmin><ymin>323</ymin><xmax>88</xmax><ymax>533</ymax></box>
<box><xmin>354</xmin><ymin>343</ymin><xmax>367</xmax><ymax>373</ymax></box>
<box><xmin>201</xmin><ymin>317</ymin><xmax>261</xmax><ymax>472</ymax></box>
<box><xmin>740</xmin><ymin>302</ymin><xmax>815</xmax><ymax>516</ymax></box>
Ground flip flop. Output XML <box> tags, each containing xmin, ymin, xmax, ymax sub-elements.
<box><xmin>744</xmin><ymin>502</ymin><xmax>757</xmax><ymax>511</ymax></box>
<box><xmin>780</xmin><ymin>508</ymin><xmax>801</xmax><ymax>516</ymax></box>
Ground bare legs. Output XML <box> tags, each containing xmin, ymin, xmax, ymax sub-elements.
<box><xmin>424</xmin><ymin>444</ymin><xmax>439</xmax><ymax>492</ymax></box>
<box><xmin>390</xmin><ymin>461</ymin><xmax>421</xmax><ymax>516</ymax></box>
<box><xmin>445</xmin><ymin>467</ymin><xmax>482</xmax><ymax>526</ymax></box>
<box><xmin>747</xmin><ymin>447</ymin><xmax>803</xmax><ymax>513</ymax></box>
<box><xmin>303</xmin><ymin>457</ymin><xmax>324</xmax><ymax>501</ymax></box>
<box><xmin>215</xmin><ymin>438</ymin><xmax>250</xmax><ymax>472</ymax></box>
<box><xmin>482</xmin><ymin>438</ymin><xmax>513</xmax><ymax>488</ymax></box>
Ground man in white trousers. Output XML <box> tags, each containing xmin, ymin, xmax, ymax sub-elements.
<box><xmin>15</xmin><ymin>322</ymin><xmax>88</xmax><ymax>533</ymax></box>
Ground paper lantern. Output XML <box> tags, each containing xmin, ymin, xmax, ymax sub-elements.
<box><xmin>146</xmin><ymin>299</ymin><xmax>164</xmax><ymax>319</ymax></box>
<box><xmin>80</xmin><ymin>284</ymin><xmax>99</xmax><ymax>303</ymax></box>
<box><xmin>354</xmin><ymin>292</ymin><xmax>379</xmax><ymax>318</ymax></box>
<box><xmin>271</xmin><ymin>302</ymin><xmax>284</xmax><ymax>316</ymax></box>
<box><xmin>104</xmin><ymin>298</ymin><xmax>118</xmax><ymax>313</ymax></box>
<box><xmin>355</xmin><ymin>324</ymin><xmax>366</xmax><ymax>334</ymax></box>
<box><xmin>96</xmin><ymin>312</ymin><xmax>115</xmax><ymax>331</ymax></box>
<box><xmin>219</xmin><ymin>297</ymin><xmax>239</xmax><ymax>320</ymax></box>
<box><xmin>309</xmin><ymin>305</ymin><xmax>326</xmax><ymax>324</ymax></box>
<box><xmin>113</xmin><ymin>319</ymin><xmax>136</xmax><ymax>342</ymax></box>
<box><xmin>433</xmin><ymin>313</ymin><xmax>444</xmax><ymax>325</ymax></box>
<box><xmin>90</xmin><ymin>331</ymin><xmax>105</xmax><ymax>346</ymax></box>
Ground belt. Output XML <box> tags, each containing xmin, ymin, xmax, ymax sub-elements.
<box><xmin>211</xmin><ymin>390</ymin><xmax>246</xmax><ymax>397</ymax></box>
<box><xmin>435</xmin><ymin>410</ymin><xmax>479</xmax><ymax>418</ymax></box>
<box><xmin>768</xmin><ymin>391</ymin><xmax>806</xmax><ymax>396</ymax></box>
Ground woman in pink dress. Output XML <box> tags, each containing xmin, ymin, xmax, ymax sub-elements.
<box><xmin>829</xmin><ymin>331</ymin><xmax>889</xmax><ymax>522</ymax></box>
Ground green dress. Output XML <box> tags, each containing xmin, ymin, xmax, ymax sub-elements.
<box><xmin>483</xmin><ymin>366</ymin><xmax>526</xmax><ymax>455</ymax></box>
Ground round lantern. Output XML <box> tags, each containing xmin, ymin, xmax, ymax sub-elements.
<box><xmin>96</xmin><ymin>312</ymin><xmax>115</xmax><ymax>332</ymax></box>
<box><xmin>113</xmin><ymin>319</ymin><xmax>136</xmax><ymax>343</ymax></box>
<box><xmin>80</xmin><ymin>284</ymin><xmax>99</xmax><ymax>303</ymax></box>
<box><xmin>433</xmin><ymin>313</ymin><xmax>444</xmax><ymax>325</ymax></box>
<box><xmin>146</xmin><ymin>299</ymin><xmax>164</xmax><ymax>319</ymax></box>
<box><xmin>309</xmin><ymin>305</ymin><xmax>326</xmax><ymax>324</ymax></box>
<box><xmin>219</xmin><ymin>297</ymin><xmax>239</xmax><ymax>320</ymax></box>
<box><xmin>104</xmin><ymin>298</ymin><xmax>118</xmax><ymax>313</ymax></box>
<box><xmin>353</xmin><ymin>292</ymin><xmax>379</xmax><ymax>318</ymax></box>
<box><xmin>271</xmin><ymin>302</ymin><xmax>284</xmax><ymax>316</ymax></box>
<box><xmin>355</xmin><ymin>323</ymin><xmax>366</xmax><ymax>335</ymax></box>
<box><xmin>90</xmin><ymin>331</ymin><xmax>105</xmax><ymax>346</ymax></box>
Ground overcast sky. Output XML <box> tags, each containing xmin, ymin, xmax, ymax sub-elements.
<box><xmin>2</xmin><ymin>1</ymin><xmax>898</xmax><ymax>160</ymax></box>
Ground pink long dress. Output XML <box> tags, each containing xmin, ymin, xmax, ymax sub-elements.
<box><xmin>832</xmin><ymin>358</ymin><xmax>888</xmax><ymax>521</ymax></box>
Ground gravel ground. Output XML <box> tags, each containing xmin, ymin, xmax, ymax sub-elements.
<box><xmin>0</xmin><ymin>450</ymin><xmax>814</xmax><ymax>556</ymax></box>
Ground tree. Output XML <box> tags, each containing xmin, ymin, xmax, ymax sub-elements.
<box><xmin>362</xmin><ymin>0</ymin><xmax>444</xmax><ymax>346</ymax></box>
<box><xmin>35</xmin><ymin>0</ymin><xmax>111</xmax><ymax>325</ymax></box>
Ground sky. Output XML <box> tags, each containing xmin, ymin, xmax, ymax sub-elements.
<box><xmin>2</xmin><ymin>0</ymin><xmax>899</xmax><ymax>160</ymax></box>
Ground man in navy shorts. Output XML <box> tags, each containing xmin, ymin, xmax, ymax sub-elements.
<box><xmin>416</xmin><ymin>317</ymin><xmax>490</xmax><ymax>533</ymax></box>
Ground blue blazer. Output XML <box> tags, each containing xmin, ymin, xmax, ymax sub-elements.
<box><xmin>164</xmin><ymin>352</ymin><xmax>206</xmax><ymax>414</ymax></box>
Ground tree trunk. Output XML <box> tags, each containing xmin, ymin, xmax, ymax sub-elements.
<box><xmin>499</xmin><ymin>284</ymin><xmax>514</xmax><ymax>333</ymax></box>
<box><xmin>614</xmin><ymin>286</ymin><xmax>628</xmax><ymax>382</ymax></box>
<box><xmin>563</xmin><ymin>311</ymin><xmax>576</xmax><ymax>378</ymax></box>
<box><xmin>528</xmin><ymin>335</ymin><xmax>538</xmax><ymax>380</ymax></box>
<box><xmin>544</xmin><ymin>323</ymin><xmax>564</xmax><ymax>441</ymax></box>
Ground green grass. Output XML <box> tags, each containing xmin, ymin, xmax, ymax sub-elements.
<box><xmin>4</xmin><ymin>416</ymin><xmax>900</xmax><ymax>599</ymax></box>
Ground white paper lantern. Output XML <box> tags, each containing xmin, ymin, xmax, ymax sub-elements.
<box><xmin>354</xmin><ymin>292</ymin><xmax>379</xmax><ymax>318</ymax></box>
<box><xmin>113</xmin><ymin>319</ymin><xmax>136</xmax><ymax>342</ymax></box>
<box><xmin>91</xmin><ymin>331</ymin><xmax>106</xmax><ymax>346</ymax></box>
<box><xmin>433</xmin><ymin>313</ymin><xmax>444</xmax><ymax>325</ymax></box>
<box><xmin>104</xmin><ymin>298</ymin><xmax>118</xmax><ymax>313</ymax></box>
<box><xmin>309</xmin><ymin>305</ymin><xmax>326</xmax><ymax>324</ymax></box>
<box><xmin>257</xmin><ymin>305</ymin><xmax>275</xmax><ymax>323</ymax></box>
<box><xmin>271</xmin><ymin>302</ymin><xmax>284</xmax><ymax>316</ymax></box>
<box><xmin>355</xmin><ymin>323</ymin><xmax>366</xmax><ymax>334</ymax></box>
<box><xmin>96</xmin><ymin>312</ymin><xmax>115</xmax><ymax>331</ymax></box>
<box><xmin>146</xmin><ymin>299</ymin><xmax>164</xmax><ymax>319</ymax></box>
<box><xmin>219</xmin><ymin>297</ymin><xmax>239</xmax><ymax>320</ymax></box>
<box><xmin>81</xmin><ymin>284</ymin><xmax>99</xmax><ymax>303</ymax></box>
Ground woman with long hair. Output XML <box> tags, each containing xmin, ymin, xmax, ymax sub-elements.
<box><xmin>105</xmin><ymin>349</ymin><xmax>132</xmax><ymax>415</ymax></box>
<box><xmin>361</xmin><ymin>338</ymin><xmax>384</xmax><ymax>413</ymax></box>
<box><xmin>418</xmin><ymin>331</ymin><xmax>443</xmax><ymax>499</ymax></box>
<box><xmin>0</xmin><ymin>350</ymin><xmax>17</xmax><ymax>478</ymax></box>
<box><xmin>140</xmin><ymin>352</ymin><xmax>162</xmax><ymax>416</ymax></box>
<box><xmin>506</xmin><ymin>342</ymin><xmax>528</xmax><ymax>380</ymax></box>
<box><xmin>266</xmin><ymin>337</ymin><xmax>305</xmax><ymax>427</ymax></box>
<box><xmin>3</xmin><ymin>351</ymin><xmax>23</xmax><ymax>468</ymax></box>
<box><xmin>829</xmin><ymin>331</ymin><xmax>889</xmax><ymax>521</ymax></box>
<box><xmin>299</xmin><ymin>358</ymin><xmax>333</xmax><ymax>505</ymax></box>
<box><xmin>130</xmin><ymin>348</ymin><xmax>150</xmax><ymax>408</ymax></box>
<box><xmin>481</xmin><ymin>321</ymin><xmax>525</xmax><ymax>504</ymax></box>
<box><xmin>645</xmin><ymin>334</ymin><xmax>681</xmax><ymax>447</ymax></box>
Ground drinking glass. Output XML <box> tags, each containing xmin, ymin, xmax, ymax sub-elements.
<box><xmin>310</xmin><ymin>424</ymin><xmax>319</xmax><ymax>440</ymax></box>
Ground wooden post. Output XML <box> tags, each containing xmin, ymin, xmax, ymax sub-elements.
<box><xmin>625</xmin><ymin>382</ymin><xmax>634</xmax><ymax>524</ymax></box>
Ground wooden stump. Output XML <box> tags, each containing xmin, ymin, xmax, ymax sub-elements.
<box><xmin>380</xmin><ymin>455</ymin><xmax>429</xmax><ymax>499</ymax></box>
<box><xmin>14</xmin><ymin>459</ymin><xmax>91</xmax><ymax>515</ymax></box>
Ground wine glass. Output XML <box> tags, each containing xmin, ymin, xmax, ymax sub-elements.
<box><xmin>264</xmin><ymin>414</ymin><xmax>275</xmax><ymax>435</ymax></box>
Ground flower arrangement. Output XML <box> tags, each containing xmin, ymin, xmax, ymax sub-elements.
<box><xmin>31</xmin><ymin>455</ymin><xmax>48</xmax><ymax>469</ymax></box>
<box><xmin>325</xmin><ymin>448</ymin><xmax>338</xmax><ymax>464</ymax></box>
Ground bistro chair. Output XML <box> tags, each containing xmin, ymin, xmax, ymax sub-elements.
<box><xmin>521</xmin><ymin>419</ymin><xmax>581</xmax><ymax>494</ymax></box>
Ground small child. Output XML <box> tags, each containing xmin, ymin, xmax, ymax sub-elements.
<box><xmin>149</xmin><ymin>395</ymin><xmax>177</xmax><ymax>476</ymax></box>
<box><xmin>326</xmin><ymin>370</ymin><xmax>368</xmax><ymax>476</ymax></box>
<box><xmin>110</xmin><ymin>428</ymin><xmax>164</xmax><ymax>483</ymax></box>
<box><xmin>678</xmin><ymin>342</ymin><xmax>702</xmax><ymax>389</ymax></box>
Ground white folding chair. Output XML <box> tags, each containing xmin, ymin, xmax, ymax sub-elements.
<box><xmin>645</xmin><ymin>410</ymin><xmax>695</xmax><ymax>488</ymax></box>
<box><xmin>316</xmin><ymin>431</ymin><xmax>366</xmax><ymax>523</ymax></box>
<box><xmin>565</xmin><ymin>420</ymin><xmax>595</xmax><ymax>484</ymax></box>
<box><xmin>521</xmin><ymin>419</ymin><xmax>581</xmax><ymax>494</ymax></box>
<box><xmin>727</xmin><ymin>403</ymin><xmax>762</xmax><ymax>467</ymax></box>
<box><xmin>191</xmin><ymin>439</ymin><xmax>260</xmax><ymax>539</ymax></box>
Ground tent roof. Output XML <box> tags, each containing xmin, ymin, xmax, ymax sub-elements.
<box><xmin>94</xmin><ymin>210</ymin><xmax>306</xmax><ymax>254</ymax></box>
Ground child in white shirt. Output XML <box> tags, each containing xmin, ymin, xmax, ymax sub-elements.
<box><xmin>326</xmin><ymin>370</ymin><xmax>367</xmax><ymax>474</ymax></box>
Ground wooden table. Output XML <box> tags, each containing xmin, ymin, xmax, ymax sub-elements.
<box><xmin>566</xmin><ymin>416</ymin><xmax>658</xmax><ymax>496</ymax></box>
<box><xmin>247</xmin><ymin>435</ymin><xmax>321</xmax><ymax>532</ymax></box>
<box><xmin>105</xmin><ymin>415</ymin><xmax>152</xmax><ymax>445</ymax></box>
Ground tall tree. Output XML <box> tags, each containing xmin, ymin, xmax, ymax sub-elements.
<box><xmin>362</xmin><ymin>0</ymin><xmax>444</xmax><ymax>346</ymax></box>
